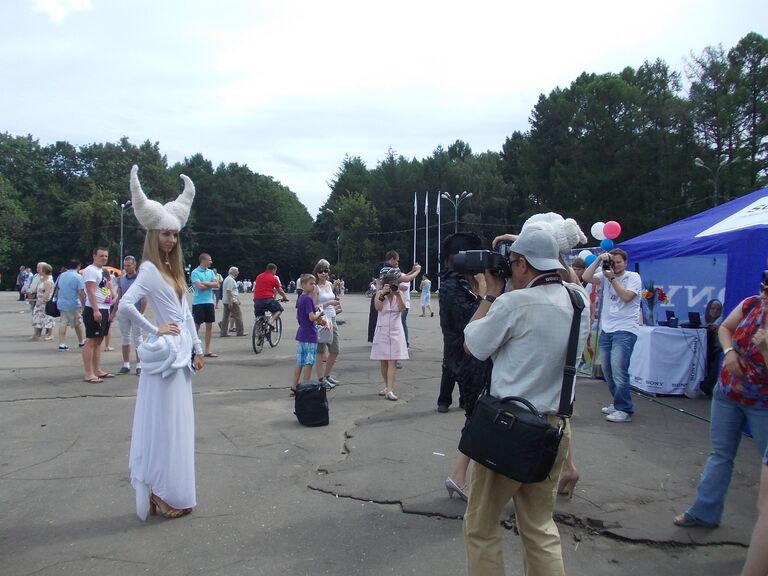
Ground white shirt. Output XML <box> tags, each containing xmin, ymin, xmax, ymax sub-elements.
<box><xmin>222</xmin><ymin>275</ymin><xmax>238</xmax><ymax>305</ymax></box>
<box><xmin>594</xmin><ymin>270</ymin><xmax>642</xmax><ymax>334</ymax></box>
<box><xmin>82</xmin><ymin>264</ymin><xmax>111</xmax><ymax>309</ymax></box>
<box><xmin>464</xmin><ymin>281</ymin><xmax>590</xmax><ymax>414</ymax></box>
<box><xmin>399</xmin><ymin>282</ymin><xmax>411</xmax><ymax>309</ymax></box>
<box><xmin>316</xmin><ymin>281</ymin><xmax>336</xmax><ymax>318</ymax></box>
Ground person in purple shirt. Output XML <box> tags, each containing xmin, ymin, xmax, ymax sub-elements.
<box><xmin>291</xmin><ymin>274</ymin><xmax>324</xmax><ymax>396</ymax></box>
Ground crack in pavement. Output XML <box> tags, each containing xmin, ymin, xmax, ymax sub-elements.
<box><xmin>0</xmin><ymin>436</ymin><xmax>80</xmax><ymax>479</ymax></box>
<box><xmin>307</xmin><ymin>485</ymin><xmax>464</xmax><ymax>520</ymax></box>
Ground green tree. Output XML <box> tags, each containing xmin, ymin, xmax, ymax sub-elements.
<box><xmin>0</xmin><ymin>174</ymin><xmax>29</xmax><ymax>276</ymax></box>
<box><xmin>333</xmin><ymin>191</ymin><xmax>379</xmax><ymax>289</ymax></box>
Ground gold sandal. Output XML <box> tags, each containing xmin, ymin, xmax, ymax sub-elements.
<box><xmin>150</xmin><ymin>494</ymin><xmax>187</xmax><ymax>519</ymax></box>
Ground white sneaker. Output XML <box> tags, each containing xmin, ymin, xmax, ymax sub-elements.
<box><xmin>601</xmin><ymin>404</ymin><xmax>615</xmax><ymax>415</ymax></box>
<box><xmin>326</xmin><ymin>375</ymin><xmax>339</xmax><ymax>385</ymax></box>
<box><xmin>606</xmin><ymin>410</ymin><xmax>632</xmax><ymax>423</ymax></box>
<box><xmin>320</xmin><ymin>377</ymin><xmax>335</xmax><ymax>390</ymax></box>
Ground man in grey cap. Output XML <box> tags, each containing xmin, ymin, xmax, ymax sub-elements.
<box><xmin>462</xmin><ymin>228</ymin><xmax>590</xmax><ymax>576</ymax></box>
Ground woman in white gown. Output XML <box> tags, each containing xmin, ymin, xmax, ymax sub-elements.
<box><xmin>119</xmin><ymin>165</ymin><xmax>204</xmax><ymax>520</ymax></box>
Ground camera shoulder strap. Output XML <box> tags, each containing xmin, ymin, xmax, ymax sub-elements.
<box><xmin>557</xmin><ymin>285</ymin><xmax>586</xmax><ymax>418</ymax></box>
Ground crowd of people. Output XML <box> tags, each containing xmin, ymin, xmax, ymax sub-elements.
<box><xmin>8</xmin><ymin>166</ymin><xmax>768</xmax><ymax>575</ymax></box>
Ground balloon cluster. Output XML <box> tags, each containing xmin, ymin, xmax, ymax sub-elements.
<box><xmin>581</xmin><ymin>220</ymin><xmax>622</xmax><ymax>265</ymax></box>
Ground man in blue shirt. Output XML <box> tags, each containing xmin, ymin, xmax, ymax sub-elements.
<box><xmin>191</xmin><ymin>252</ymin><xmax>220</xmax><ymax>357</ymax></box>
<box><xmin>56</xmin><ymin>259</ymin><xmax>86</xmax><ymax>351</ymax></box>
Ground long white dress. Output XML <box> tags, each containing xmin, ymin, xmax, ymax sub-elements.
<box><xmin>119</xmin><ymin>261</ymin><xmax>202</xmax><ymax>520</ymax></box>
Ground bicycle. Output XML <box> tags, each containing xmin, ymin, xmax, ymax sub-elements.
<box><xmin>252</xmin><ymin>310</ymin><xmax>282</xmax><ymax>354</ymax></box>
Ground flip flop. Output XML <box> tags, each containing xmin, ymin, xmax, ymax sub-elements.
<box><xmin>83</xmin><ymin>377</ymin><xmax>104</xmax><ymax>383</ymax></box>
<box><xmin>97</xmin><ymin>372</ymin><xmax>115</xmax><ymax>378</ymax></box>
<box><xmin>204</xmin><ymin>353</ymin><xmax>218</xmax><ymax>358</ymax></box>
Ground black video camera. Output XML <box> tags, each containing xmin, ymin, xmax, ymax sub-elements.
<box><xmin>389</xmin><ymin>283</ymin><xmax>399</xmax><ymax>292</ymax></box>
<box><xmin>602</xmin><ymin>257</ymin><xmax>613</xmax><ymax>271</ymax></box>
<box><xmin>453</xmin><ymin>241</ymin><xmax>513</xmax><ymax>278</ymax></box>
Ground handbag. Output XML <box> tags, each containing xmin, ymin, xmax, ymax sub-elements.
<box><xmin>45</xmin><ymin>298</ymin><xmax>60</xmax><ymax>318</ymax></box>
<box><xmin>316</xmin><ymin>320</ymin><xmax>333</xmax><ymax>344</ymax></box>
<box><xmin>458</xmin><ymin>286</ymin><xmax>584</xmax><ymax>483</ymax></box>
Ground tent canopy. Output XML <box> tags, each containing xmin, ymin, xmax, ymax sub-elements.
<box><xmin>619</xmin><ymin>187</ymin><xmax>768</xmax><ymax>314</ymax></box>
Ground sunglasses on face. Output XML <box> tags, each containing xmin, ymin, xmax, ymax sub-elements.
<box><xmin>318</xmin><ymin>269</ymin><xmax>330</xmax><ymax>274</ymax></box>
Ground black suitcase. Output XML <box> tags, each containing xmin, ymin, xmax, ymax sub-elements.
<box><xmin>294</xmin><ymin>380</ymin><xmax>329</xmax><ymax>427</ymax></box>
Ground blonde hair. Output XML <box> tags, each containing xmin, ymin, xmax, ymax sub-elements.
<box><xmin>39</xmin><ymin>262</ymin><xmax>53</xmax><ymax>275</ymax></box>
<box><xmin>142</xmin><ymin>230</ymin><xmax>187</xmax><ymax>298</ymax></box>
<box><xmin>299</xmin><ymin>274</ymin><xmax>316</xmax><ymax>288</ymax></box>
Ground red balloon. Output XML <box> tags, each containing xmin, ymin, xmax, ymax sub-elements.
<box><xmin>603</xmin><ymin>221</ymin><xmax>621</xmax><ymax>240</ymax></box>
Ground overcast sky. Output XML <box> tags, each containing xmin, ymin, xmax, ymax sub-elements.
<box><xmin>2</xmin><ymin>0</ymin><xmax>764</xmax><ymax>217</ymax></box>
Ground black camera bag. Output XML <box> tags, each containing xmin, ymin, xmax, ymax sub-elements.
<box><xmin>458</xmin><ymin>286</ymin><xmax>584</xmax><ymax>483</ymax></box>
<box><xmin>294</xmin><ymin>380</ymin><xmax>329</xmax><ymax>427</ymax></box>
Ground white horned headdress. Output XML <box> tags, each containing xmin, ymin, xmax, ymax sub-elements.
<box><xmin>520</xmin><ymin>212</ymin><xmax>587</xmax><ymax>253</ymax></box>
<box><xmin>130</xmin><ymin>165</ymin><xmax>195</xmax><ymax>231</ymax></box>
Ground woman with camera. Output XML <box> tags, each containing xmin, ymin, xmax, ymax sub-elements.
<box><xmin>674</xmin><ymin>274</ymin><xmax>768</xmax><ymax>528</ymax></box>
<box><xmin>370</xmin><ymin>269</ymin><xmax>408</xmax><ymax>401</ymax></box>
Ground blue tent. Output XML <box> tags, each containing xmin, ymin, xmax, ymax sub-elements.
<box><xmin>619</xmin><ymin>187</ymin><xmax>768</xmax><ymax>316</ymax></box>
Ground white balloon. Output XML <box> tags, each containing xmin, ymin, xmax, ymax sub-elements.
<box><xmin>578</xmin><ymin>250</ymin><xmax>592</xmax><ymax>260</ymax></box>
<box><xmin>591</xmin><ymin>222</ymin><xmax>606</xmax><ymax>241</ymax></box>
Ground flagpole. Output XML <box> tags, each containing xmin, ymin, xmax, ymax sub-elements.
<box><xmin>424</xmin><ymin>192</ymin><xmax>429</xmax><ymax>276</ymax></box>
<box><xmin>412</xmin><ymin>192</ymin><xmax>417</xmax><ymax>292</ymax></box>
<box><xmin>436</xmin><ymin>191</ymin><xmax>441</xmax><ymax>291</ymax></box>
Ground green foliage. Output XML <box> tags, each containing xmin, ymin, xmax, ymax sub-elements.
<box><xmin>0</xmin><ymin>174</ymin><xmax>28</xmax><ymax>271</ymax></box>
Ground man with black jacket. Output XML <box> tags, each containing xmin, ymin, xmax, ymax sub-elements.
<box><xmin>437</xmin><ymin>233</ymin><xmax>485</xmax><ymax>413</ymax></box>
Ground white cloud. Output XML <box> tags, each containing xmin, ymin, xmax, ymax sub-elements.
<box><xmin>32</xmin><ymin>0</ymin><xmax>91</xmax><ymax>23</ymax></box>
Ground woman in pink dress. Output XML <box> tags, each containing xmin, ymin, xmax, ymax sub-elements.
<box><xmin>370</xmin><ymin>270</ymin><xmax>408</xmax><ymax>400</ymax></box>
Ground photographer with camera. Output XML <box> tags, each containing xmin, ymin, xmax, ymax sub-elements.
<box><xmin>582</xmin><ymin>248</ymin><xmax>642</xmax><ymax>423</ymax></box>
<box><xmin>461</xmin><ymin>228</ymin><xmax>590</xmax><ymax>576</ymax></box>
<box><xmin>370</xmin><ymin>269</ymin><xmax>409</xmax><ymax>401</ymax></box>
<box><xmin>438</xmin><ymin>232</ymin><xmax>493</xmax><ymax>500</ymax></box>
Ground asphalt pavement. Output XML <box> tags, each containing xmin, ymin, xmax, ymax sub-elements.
<box><xmin>0</xmin><ymin>291</ymin><xmax>761</xmax><ymax>575</ymax></box>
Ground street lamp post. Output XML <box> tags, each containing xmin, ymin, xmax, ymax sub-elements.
<box><xmin>440</xmin><ymin>191</ymin><xmax>473</xmax><ymax>233</ymax></box>
<box><xmin>112</xmin><ymin>200</ymin><xmax>133</xmax><ymax>265</ymax></box>
<box><xmin>694</xmin><ymin>156</ymin><xmax>740</xmax><ymax>207</ymax></box>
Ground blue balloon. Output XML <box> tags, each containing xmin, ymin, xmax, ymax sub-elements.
<box><xmin>600</xmin><ymin>239</ymin><xmax>614</xmax><ymax>251</ymax></box>
<box><xmin>584</xmin><ymin>254</ymin><xmax>597</xmax><ymax>266</ymax></box>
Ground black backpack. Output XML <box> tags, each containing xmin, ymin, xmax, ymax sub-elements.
<box><xmin>294</xmin><ymin>380</ymin><xmax>329</xmax><ymax>427</ymax></box>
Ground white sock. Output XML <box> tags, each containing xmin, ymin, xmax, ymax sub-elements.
<box><xmin>123</xmin><ymin>362</ymin><xmax>130</xmax><ymax>368</ymax></box>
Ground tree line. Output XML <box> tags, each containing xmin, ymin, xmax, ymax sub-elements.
<box><xmin>1</xmin><ymin>33</ymin><xmax>765</xmax><ymax>290</ymax></box>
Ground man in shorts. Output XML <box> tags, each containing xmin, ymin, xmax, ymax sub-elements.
<box><xmin>191</xmin><ymin>252</ymin><xmax>220</xmax><ymax>357</ymax></box>
<box><xmin>56</xmin><ymin>259</ymin><xmax>86</xmax><ymax>351</ymax></box>
<box><xmin>253</xmin><ymin>263</ymin><xmax>289</xmax><ymax>328</ymax></box>
<box><xmin>81</xmin><ymin>247</ymin><xmax>116</xmax><ymax>383</ymax></box>
<box><xmin>116</xmin><ymin>256</ymin><xmax>146</xmax><ymax>374</ymax></box>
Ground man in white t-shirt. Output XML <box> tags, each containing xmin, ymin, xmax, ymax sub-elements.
<box><xmin>81</xmin><ymin>247</ymin><xmax>116</xmax><ymax>383</ymax></box>
<box><xmin>582</xmin><ymin>247</ymin><xmax>642</xmax><ymax>423</ymax></box>
<box><xmin>219</xmin><ymin>266</ymin><xmax>246</xmax><ymax>337</ymax></box>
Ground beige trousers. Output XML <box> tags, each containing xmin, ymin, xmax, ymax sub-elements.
<box><xmin>463</xmin><ymin>417</ymin><xmax>571</xmax><ymax>576</ymax></box>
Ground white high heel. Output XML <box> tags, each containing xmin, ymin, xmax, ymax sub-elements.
<box><xmin>445</xmin><ymin>477</ymin><xmax>467</xmax><ymax>501</ymax></box>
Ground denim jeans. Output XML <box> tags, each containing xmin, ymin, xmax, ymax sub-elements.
<box><xmin>687</xmin><ymin>386</ymin><xmax>768</xmax><ymax>525</ymax></box>
<box><xmin>599</xmin><ymin>330</ymin><xmax>637</xmax><ymax>414</ymax></box>
<box><xmin>401</xmin><ymin>308</ymin><xmax>409</xmax><ymax>347</ymax></box>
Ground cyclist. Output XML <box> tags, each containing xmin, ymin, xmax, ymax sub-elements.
<box><xmin>253</xmin><ymin>263</ymin><xmax>289</xmax><ymax>328</ymax></box>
